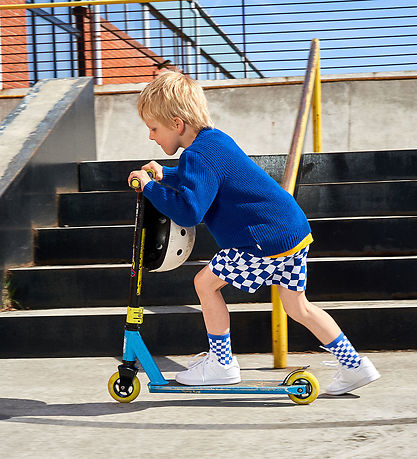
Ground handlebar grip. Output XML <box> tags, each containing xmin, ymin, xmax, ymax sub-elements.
<box><xmin>129</xmin><ymin>169</ymin><xmax>156</xmax><ymax>189</ymax></box>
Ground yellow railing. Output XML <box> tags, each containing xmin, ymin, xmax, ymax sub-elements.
<box><xmin>272</xmin><ymin>38</ymin><xmax>322</xmax><ymax>368</ymax></box>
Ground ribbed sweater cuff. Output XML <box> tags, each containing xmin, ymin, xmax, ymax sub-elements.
<box><xmin>142</xmin><ymin>179</ymin><xmax>156</xmax><ymax>197</ymax></box>
<box><xmin>162</xmin><ymin>166</ymin><xmax>177</xmax><ymax>184</ymax></box>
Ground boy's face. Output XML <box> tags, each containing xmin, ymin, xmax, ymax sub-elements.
<box><xmin>144</xmin><ymin>118</ymin><xmax>181</xmax><ymax>156</ymax></box>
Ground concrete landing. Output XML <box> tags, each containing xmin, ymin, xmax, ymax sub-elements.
<box><xmin>0</xmin><ymin>351</ymin><xmax>416</xmax><ymax>458</ymax></box>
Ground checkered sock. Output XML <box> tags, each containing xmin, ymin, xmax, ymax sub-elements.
<box><xmin>324</xmin><ymin>332</ymin><xmax>361</xmax><ymax>369</ymax></box>
<box><xmin>208</xmin><ymin>332</ymin><xmax>233</xmax><ymax>365</ymax></box>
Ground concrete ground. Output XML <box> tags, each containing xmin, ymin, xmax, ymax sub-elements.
<box><xmin>0</xmin><ymin>351</ymin><xmax>416</xmax><ymax>459</ymax></box>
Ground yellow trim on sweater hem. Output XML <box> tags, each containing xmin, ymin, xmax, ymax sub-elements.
<box><xmin>267</xmin><ymin>233</ymin><xmax>313</xmax><ymax>258</ymax></box>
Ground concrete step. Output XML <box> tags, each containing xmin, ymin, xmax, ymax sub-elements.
<box><xmin>8</xmin><ymin>256</ymin><xmax>417</xmax><ymax>309</ymax></box>
<box><xmin>34</xmin><ymin>216</ymin><xmax>417</xmax><ymax>265</ymax></box>
<box><xmin>78</xmin><ymin>149</ymin><xmax>417</xmax><ymax>191</ymax></box>
<box><xmin>58</xmin><ymin>181</ymin><xmax>417</xmax><ymax>226</ymax></box>
<box><xmin>0</xmin><ymin>300</ymin><xmax>416</xmax><ymax>358</ymax></box>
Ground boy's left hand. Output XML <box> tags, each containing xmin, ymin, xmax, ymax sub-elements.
<box><xmin>128</xmin><ymin>169</ymin><xmax>152</xmax><ymax>192</ymax></box>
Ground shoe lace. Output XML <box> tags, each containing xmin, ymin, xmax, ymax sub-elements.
<box><xmin>187</xmin><ymin>352</ymin><xmax>209</xmax><ymax>369</ymax></box>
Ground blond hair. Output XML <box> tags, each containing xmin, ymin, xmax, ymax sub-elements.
<box><xmin>137</xmin><ymin>71</ymin><xmax>213</xmax><ymax>131</ymax></box>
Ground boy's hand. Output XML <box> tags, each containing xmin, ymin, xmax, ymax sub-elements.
<box><xmin>128</xmin><ymin>169</ymin><xmax>152</xmax><ymax>192</ymax></box>
<box><xmin>141</xmin><ymin>161</ymin><xmax>163</xmax><ymax>181</ymax></box>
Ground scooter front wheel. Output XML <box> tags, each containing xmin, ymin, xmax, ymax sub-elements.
<box><xmin>108</xmin><ymin>371</ymin><xmax>141</xmax><ymax>403</ymax></box>
<box><xmin>286</xmin><ymin>371</ymin><xmax>320</xmax><ymax>405</ymax></box>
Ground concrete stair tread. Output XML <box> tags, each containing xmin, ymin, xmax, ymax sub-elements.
<box><xmin>302</xmin><ymin>179</ymin><xmax>417</xmax><ymax>186</ymax></box>
<box><xmin>37</xmin><ymin>224</ymin><xmax>134</xmax><ymax>230</ymax></box>
<box><xmin>3</xmin><ymin>299</ymin><xmax>417</xmax><ymax>318</ymax></box>
<box><xmin>308</xmin><ymin>255</ymin><xmax>417</xmax><ymax>262</ymax></box>
<box><xmin>36</xmin><ymin>215</ymin><xmax>417</xmax><ymax>230</ymax></box>
<box><xmin>308</xmin><ymin>215</ymin><xmax>417</xmax><ymax>221</ymax></box>
<box><xmin>10</xmin><ymin>254</ymin><xmax>417</xmax><ymax>272</ymax></box>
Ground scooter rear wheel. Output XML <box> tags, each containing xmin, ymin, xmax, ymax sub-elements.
<box><xmin>286</xmin><ymin>371</ymin><xmax>320</xmax><ymax>405</ymax></box>
<box><xmin>108</xmin><ymin>371</ymin><xmax>141</xmax><ymax>403</ymax></box>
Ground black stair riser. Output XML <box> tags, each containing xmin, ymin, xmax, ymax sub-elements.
<box><xmin>296</xmin><ymin>181</ymin><xmax>417</xmax><ymax>219</ymax></box>
<box><xmin>34</xmin><ymin>224</ymin><xmax>219</xmax><ymax>265</ymax></box>
<box><xmin>79</xmin><ymin>150</ymin><xmax>417</xmax><ymax>192</ymax></box>
<box><xmin>79</xmin><ymin>157</ymin><xmax>286</xmax><ymax>192</ymax></box>
<box><xmin>35</xmin><ymin>217</ymin><xmax>417</xmax><ymax>265</ymax></box>
<box><xmin>299</xmin><ymin>149</ymin><xmax>417</xmax><ymax>184</ymax></box>
<box><xmin>58</xmin><ymin>181</ymin><xmax>417</xmax><ymax>227</ymax></box>
<box><xmin>9</xmin><ymin>258</ymin><xmax>417</xmax><ymax>309</ymax></box>
<box><xmin>0</xmin><ymin>305</ymin><xmax>415</xmax><ymax>358</ymax></box>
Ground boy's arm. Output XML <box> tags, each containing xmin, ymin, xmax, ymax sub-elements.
<box><xmin>161</xmin><ymin>165</ymin><xmax>180</xmax><ymax>189</ymax></box>
<box><xmin>143</xmin><ymin>151</ymin><xmax>220</xmax><ymax>227</ymax></box>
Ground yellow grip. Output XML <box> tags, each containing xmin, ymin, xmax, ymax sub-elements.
<box><xmin>126</xmin><ymin>306</ymin><xmax>144</xmax><ymax>325</ymax></box>
<box><xmin>130</xmin><ymin>178</ymin><xmax>140</xmax><ymax>189</ymax></box>
<box><xmin>129</xmin><ymin>169</ymin><xmax>156</xmax><ymax>189</ymax></box>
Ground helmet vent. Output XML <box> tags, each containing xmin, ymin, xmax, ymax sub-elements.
<box><xmin>180</xmin><ymin>229</ymin><xmax>186</xmax><ymax>236</ymax></box>
<box><xmin>177</xmin><ymin>249</ymin><xmax>183</xmax><ymax>256</ymax></box>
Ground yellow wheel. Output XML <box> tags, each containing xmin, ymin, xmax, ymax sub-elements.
<box><xmin>286</xmin><ymin>371</ymin><xmax>320</xmax><ymax>405</ymax></box>
<box><xmin>108</xmin><ymin>371</ymin><xmax>141</xmax><ymax>403</ymax></box>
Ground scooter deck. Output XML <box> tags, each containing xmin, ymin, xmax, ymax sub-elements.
<box><xmin>148</xmin><ymin>379</ymin><xmax>308</xmax><ymax>395</ymax></box>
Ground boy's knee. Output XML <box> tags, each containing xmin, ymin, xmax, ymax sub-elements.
<box><xmin>282</xmin><ymin>296</ymin><xmax>312</xmax><ymax>324</ymax></box>
<box><xmin>194</xmin><ymin>266</ymin><xmax>225</xmax><ymax>294</ymax></box>
<box><xmin>194</xmin><ymin>267</ymin><xmax>210</xmax><ymax>293</ymax></box>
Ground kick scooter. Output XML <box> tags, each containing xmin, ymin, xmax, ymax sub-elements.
<box><xmin>108</xmin><ymin>177</ymin><xmax>320</xmax><ymax>405</ymax></box>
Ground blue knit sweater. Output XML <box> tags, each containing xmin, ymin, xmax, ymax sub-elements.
<box><xmin>143</xmin><ymin>128</ymin><xmax>311</xmax><ymax>257</ymax></box>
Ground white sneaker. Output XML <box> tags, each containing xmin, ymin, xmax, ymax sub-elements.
<box><xmin>175</xmin><ymin>351</ymin><xmax>241</xmax><ymax>386</ymax></box>
<box><xmin>325</xmin><ymin>356</ymin><xmax>381</xmax><ymax>395</ymax></box>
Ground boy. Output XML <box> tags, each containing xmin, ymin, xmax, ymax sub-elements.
<box><xmin>128</xmin><ymin>71</ymin><xmax>380</xmax><ymax>395</ymax></box>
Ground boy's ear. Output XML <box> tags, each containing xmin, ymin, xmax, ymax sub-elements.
<box><xmin>173</xmin><ymin>117</ymin><xmax>185</xmax><ymax>134</ymax></box>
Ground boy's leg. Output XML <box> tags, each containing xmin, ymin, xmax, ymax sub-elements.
<box><xmin>276</xmin><ymin>286</ymin><xmax>380</xmax><ymax>394</ymax></box>
<box><xmin>193</xmin><ymin>265</ymin><xmax>230</xmax><ymax>335</ymax></box>
<box><xmin>175</xmin><ymin>265</ymin><xmax>241</xmax><ymax>385</ymax></box>
<box><xmin>275</xmin><ymin>286</ymin><xmax>341</xmax><ymax>344</ymax></box>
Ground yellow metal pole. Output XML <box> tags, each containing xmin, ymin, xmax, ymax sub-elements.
<box><xmin>312</xmin><ymin>41</ymin><xmax>322</xmax><ymax>153</ymax></box>
<box><xmin>272</xmin><ymin>38</ymin><xmax>320</xmax><ymax>368</ymax></box>
<box><xmin>271</xmin><ymin>285</ymin><xmax>287</xmax><ymax>368</ymax></box>
<box><xmin>0</xmin><ymin>0</ymin><xmax>172</xmax><ymax>11</ymax></box>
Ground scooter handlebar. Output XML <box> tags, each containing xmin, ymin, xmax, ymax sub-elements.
<box><xmin>129</xmin><ymin>169</ymin><xmax>156</xmax><ymax>190</ymax></box>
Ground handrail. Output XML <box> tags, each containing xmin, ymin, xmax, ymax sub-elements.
<box><xmin>272</xmin><ymin>38</ymin><xmax>322</xmax><ymax>368</ymax></box>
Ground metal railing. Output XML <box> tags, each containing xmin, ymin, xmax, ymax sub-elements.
<box><xmin>272</xmin><ymin>38</ymin><xmax>322</xmax><ymax>368</ymax></box>
<box><xmin>0</xmin><ymin>1</ymin><xmax>416</xmax><ymax>89</ymax></box>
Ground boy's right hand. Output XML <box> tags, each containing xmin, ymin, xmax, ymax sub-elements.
<box><xmin>141</xmin><ymin>161</ymin><xmax>163</xmax><ymax>181</ymax></box>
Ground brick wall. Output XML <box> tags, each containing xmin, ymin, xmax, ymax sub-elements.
<box><xmin>82</xmin><ymin>10</ymin><xmax>178</xmax><ymax>84</ymax></box>
<box><xmin>0</xmin><ymin>3</ymin><xmax>178</xmax><ymax>89</ymax></box>
<box><xmin>0</xmin><ymin>0</ymin><xmax>30</xmax><ymax>89</ymax></box>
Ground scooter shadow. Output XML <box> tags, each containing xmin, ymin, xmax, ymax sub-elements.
<box><xmin>0</xmin><ymin>395</ymin><xmax>297</xmax><ymax>422</ymax></box>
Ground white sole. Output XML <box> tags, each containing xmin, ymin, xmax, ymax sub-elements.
<box><xmin>175</xmin><ymin>377</ymin><xmax>241</xmax><ymax>386</ymax></box>
<box><xmin>326</xmin><ymin>372</ymin><xmax>381</xmax><ymax>396</ymax></box>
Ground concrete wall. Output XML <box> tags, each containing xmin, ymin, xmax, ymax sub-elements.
<box><xmin>0</xmin><ymin>98</ymin><xmax>22</xmax><ymax>123</ymax></box>
<box><xmin>0</xmin><ymin>78</ymin><xmax>96</xmax><ymax>296</ymax></box>
<box><xmin>94</xmin><ymin>71</ymin><xmax>417</xmax><ymax>160</ymax></box>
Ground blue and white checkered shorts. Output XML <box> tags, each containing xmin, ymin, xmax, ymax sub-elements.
<box><xmin>209</xmin><ymin>246</ymin><xmax>309</xmax><ymax>293</ymax></box>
